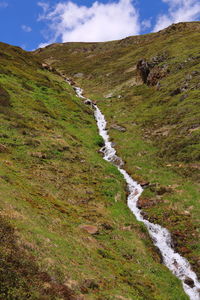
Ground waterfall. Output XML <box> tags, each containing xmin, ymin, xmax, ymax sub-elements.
<box><xmin>70</xmin><ymin>82</ymin><xmax>200</xmax><ymax>300</ymax></box>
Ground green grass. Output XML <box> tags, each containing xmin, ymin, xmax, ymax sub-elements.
<box><xmin>35</xmin><ymin>21</ymin><xmax>200</xmax><ymax>285</ymax></box>
<box><xmin>0</xmin><ymin>41</ymin><xmax>190</xmax><ymax>299</ymax></box>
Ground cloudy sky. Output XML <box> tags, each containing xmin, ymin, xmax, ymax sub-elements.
<box><xmin>0</xmin><ymin>0</ymin><xmax>200</xmax><ymax>50</ymax></box>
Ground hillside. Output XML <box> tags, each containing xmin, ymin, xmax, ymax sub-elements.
<box><xmin>35</xmin><ymin>21</ymin><xmax>200</xmax><ymax>288</ymax></box>
<box><xmin>0</xmin><ymin>22</ymin><xmax>199</xmax><ymax>299</ymax></box>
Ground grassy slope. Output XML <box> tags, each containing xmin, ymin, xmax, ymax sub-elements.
<box><xmin>0</xmin><ymin>43</ymin><xmax>188</xmax><ymax>299</ymax></box>
<box><xmin>35</xmin><ymin>22</ymin><xmax>200</xmax><ymax>279</ymax></box>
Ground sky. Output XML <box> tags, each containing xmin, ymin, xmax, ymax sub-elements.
<box><xmin>0</xmin><ymin>0</ymin><xmax>199</xmax><ymax>50</ymax></box>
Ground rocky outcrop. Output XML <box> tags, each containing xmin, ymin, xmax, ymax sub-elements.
<box><xmin>136</xmin><ymin>59</ymin><xmax>150</xmax><ymax>84</ymax></box>
<box><xmin>136</xmin><ymin>56</ymin><xmax>169</xmax><ymax>86</ymax></box>
<box><xmin>147</xmin><ymin>66</ymin><xmax>169</xmax><ymax>86</ymax></box>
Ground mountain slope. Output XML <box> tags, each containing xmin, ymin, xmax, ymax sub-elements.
<box><xmin>35</xmin><ymin>21</ymin><xmax>200</xmax><ymax>280</ymax></box>
<box><xmin>0</xmin><ymin>42</ymin><xmax>190</xmax><ymax>299</ymax></box>
<box><xmin>35</xmin><ymin>22</ymin><xmax>200</xmax><ymax>168</ymax></box>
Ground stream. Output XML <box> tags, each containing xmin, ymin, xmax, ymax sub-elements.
<box><xmin>69</xmin><ymin>80</ymin><xmax>200</xmax><ymax>300</ymax></box>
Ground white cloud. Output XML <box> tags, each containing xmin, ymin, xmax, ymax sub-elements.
<box><xmin>38</xmin><ymin>0</ymin><xmax>140</xmax><ymax>46</ymax></box>
<box><xmin>154</xmin><ymin>0</ymin><xmax>200</xmax><ymax>31</ymax></box>
<box><xmin>141</xmin><ymin>19</ymin><xmax>152</xmax><ymax>30</ymax></box>
<box><xmin>38</xmin><ymin>1</ymin><xmax>50</xmax><ymax>17</ymax></box>
<box><xmin>0</xmin><ymin>1</ymin><xmax>8</xmax><ymax>8</ymax></box>
<box><xmin>21</xmin><ymin>25</ymin><xmax>32</xmax><ymax>33</ymax></box>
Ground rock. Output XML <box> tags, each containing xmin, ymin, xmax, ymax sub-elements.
<box><xmin>102</xmin><ymin>223</ymin><xmax>113</xmax><ymax>230</ymax></box>
<box><xmin>150</xmin><ymin>53</ymin><xmax>168</xmax><ymax>65</ymax></box>
<box><xmin>122</xmin><ymin>225</ymin><xmax>132</xmax><ymax>231</ymax></box>
<box><xmin>156</xmin><ymin>186</ymin><xmax>172</xmax><ymax>195</ymax></box>
<box><xmin>0</xmin><ymin>133</ymin><xmax>8</xmax><ymax>138</ymax></box>
<box><xmin>105</xmin><ymin>92</ymin><xmax>113</xmax><ymax>98</ymax></box>
<box><xmin>181</xmin><ymin>82</ymin><xmax>189</xmax><ymax>91</ymax></box>
<box><xmin>76</xmin><ymin>295</ymin><xmax>85</xmax><ymax>300</ymax></box>
<box><xmin>191</xmin><ymin>70</ymin><xmax>199</xmax><ymax>76</ymax></box>
<box><xmin>137</xmin><ymin>197</ymin><xmax>157</xmax><ymax>209</ymax></box>
<box><xmin>183</xmin><ymin>210</ymin><xmax>191</xmax><ymax>216</ymax></box>
<box><xmin>42</xmin><ymin>63</ymin><xmax>49</xmax><ymax>69</ymax></box>
<box><xmin>147</xmin><ymin>66</ymin><xmax>169</xmax><ymax>86</ymax></box>
<box><xmin>41</xmin><ymin>63</ymin><xmax>55</xmax><ymax>72</ymax></box>
<box><xmin>179</xmin><ymin>94</ymin><xmax>188</xmax><ymax>101</ymax></box>
<box><xmin>82</xmin><ymin>279</ymin><xmax>99</xmax><ymax>290</ymax></box>
<box><xmin>140</xmin><ymin>211</ymin><xmax>148</xmax><ymax>219</ymax></box>
<box><xmin>124</xmin><ymin>66</ymin><xmax>136</xmax><ymax>73</ymax></box>
<box><xmin>110</xmin><ymin>124</ymin><xmax>126</xmax><ymax>132</ymax></box>
<box><xmin>189</xmin><ymin>126</ymin><xmax>200</xmax><ymax>133</ymax></box>
<box><xmin>0</xmin><ymin>143</ymin><xmax>8</xmax><ymax>153</ymax></box>
<box><xmin>185</xmin><ymin>74</ymin><xmax>192</xmax><ymax>80</ymax></box>
<box><xmin>150</xmin><ymin>184</ymin><xmax>172</xmax><ymax>195</ymax></box>
<box><xmin>116</xmin><ymin>296</ymin><xmax>132</xmax><ymax>300</ymax></box>
<box><xmin>31</xmin><ymin>152</ymin><xmax>47</xmax><ymax>159</ymax></box>
<box><xmin>64</xmin><ymin>279</ymin><xmax>79</xmax><ymax>289</ymax></box>
<box><xmin>136</xmin><ymin>59</ymin><xmax>150</xmax><ymax>84</ymax></box>
<box><xmin>184</xmin><ymin>277</ymin><xmax>195</xmax><ymax>288</ymax></box>
<box><xmin>79</xmin><ymin>225</ymin><xmax>98</xmax><ymax>235</ymax></box>
<box><xmin>140</xmin><ymin>181</ymin><xmax>150</xmax><ymax>188</ymax></box>
<box><xmin>170</xmin><ymin>88</ymin><xmax>182</xmax><ymax>96</ymax></box>
<box><xmin>74</xmin><ymin>72</ymin><xmax>84</xmax><ymax>78</ymax></box>
<box><xmin>156</xmin><ymin>81</ymin><xmax>161</xmax><ymax>90</ymax></box>
<box><xmin>111</xmin><ymin>155</ymin><xmax>124</xmax><ymax>167</ymax></box>
<box><xmin>84</xmin><ymin>99</ymin><xmax>92</xmax><ymax>105</ymax></box>
<box><xmin>67</xmin><ymin>78</ymin><xmax>76</xmax><ymax>85</ymax></box>
<box><xmin>136</xmin><ymin>57</ymin><xmax>169</xmax><ymax>86</ymax></box>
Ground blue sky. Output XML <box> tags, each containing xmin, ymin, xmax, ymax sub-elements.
<box><xmin>0</xmin><ymin>0</ymin><xmax>200</xmax><ymax>50</ymax></box>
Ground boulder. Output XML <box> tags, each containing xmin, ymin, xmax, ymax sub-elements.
<box><xmin>110</xmin><ymin>124</ymin><xmax>126</xmax><ymax>132</ymax></box>
<box><xmin>84</xmin><ymin>99</ymin><xmax>92</xmax><ymax>105</ymax></box>
<box><xmin>184</xmin><ymin>277</ymin><xmax>195</xmax><ymax>288</ymax></box>
<box><xmin>79</xmin><ymin>225</ymin><xmax>98</xmax><ymax>235</ymax></box>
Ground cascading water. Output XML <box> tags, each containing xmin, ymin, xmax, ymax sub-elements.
<box><xmin>70</xmin><ymin>82</ymin><xmax>200</xmax><ymax>300</ymax></box>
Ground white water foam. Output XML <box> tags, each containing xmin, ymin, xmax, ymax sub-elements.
<box><xmin>72</xmin><ymin>83</ymin><xmax>200</xmax><ymax>300</ymax></box>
